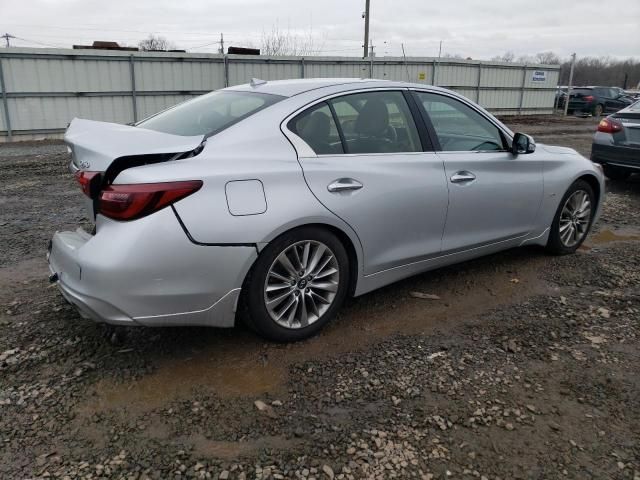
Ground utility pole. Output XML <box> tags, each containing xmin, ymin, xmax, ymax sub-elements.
<box><xmin>362</xmin><ymin>0</ymin><xmax>370</xmax><ymax>58</ymax></box>
<box><xmin>2</xmin><ymin>33</ymin><xmax>15</xmax><ymax>48</ymax></box>
<box><xmin>219</xmin><ymin>33</ymin><xmax>224</xmax><ymax>54</ymax></box>
<box><xmin>564</xmin><ymin>52</ymin><xmax>576</xmax><ymax>117</ymax></box>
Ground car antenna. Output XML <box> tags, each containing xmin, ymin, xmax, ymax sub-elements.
<box><xmin>250</xmin><ymin>78</ymin><xmax>267</xmax><ymax>87</ymax></box>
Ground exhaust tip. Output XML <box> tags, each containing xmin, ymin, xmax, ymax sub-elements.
<box><xmin>48</xmin><ymin>273</ymin><xmax>59</xmax><ymax>284</ymax></box>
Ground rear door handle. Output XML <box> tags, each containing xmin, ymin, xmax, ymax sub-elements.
<box><xmin>450</xmin><ymin>171</ymin><xmax>476</xmax><ymax>183</ymax></box>
<box><xmin>327</xmin><ymin>178</ymin><xmax>363</xmax><ymax>193</ymax></box>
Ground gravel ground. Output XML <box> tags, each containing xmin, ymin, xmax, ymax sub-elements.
<box><xmin>1</xmin><ymin>115</ymin><xmax>639</xmax><ymax>480</ymax></box>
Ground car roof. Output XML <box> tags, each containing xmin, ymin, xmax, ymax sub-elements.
<box><xmin>225</xmin><ymin>77</ymin><xmax>453</xmax><ymax>98</ymax></box>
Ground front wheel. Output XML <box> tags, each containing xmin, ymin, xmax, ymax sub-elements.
<box><xmin>546</xmin><ymin>180</ymin><xmax>595</xmax><ymax>255</ymax></box>
<box><xmin>242</xmin><ymin>227</ymin><xmax>349</xmax><ymax>342</ymax></box>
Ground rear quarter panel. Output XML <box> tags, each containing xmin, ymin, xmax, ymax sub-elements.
<box><xmin>113</xmin><ymin>98</ymin><xmax>365</xmax><ymax>275</ymax></box>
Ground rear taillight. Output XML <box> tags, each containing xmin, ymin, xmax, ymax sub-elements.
<box><xmin>98</xmin><ymin>180</ymin><xmax>203</xmax><ymax>221</ymax></box>
<box><xmin>583</xmin><ymin>95</ymin><xmax>594</xmax><ymax>102</ymax></box>
<box><xmin>597</xmin><ymin>118</ymin><xmax>624</xmax><ymax>134</ymax></box>
<box><xmin>75</xmin><ymin>171</ymin><xmax>101</xmax><ymax>197</ymax></box>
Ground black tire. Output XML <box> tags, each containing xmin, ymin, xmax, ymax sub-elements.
<box><xmin>594</xmin><ymin>104</ymin><xmax>604</xmax><ymax>117</ymax></box>
<box><xmin>602</xmin><ymin>164</ymin><xmax>631</xmax><ymax>181</ymax></box>
<box><xmin>546</xmin><ymin>179</ymin><xmax>595</xmax><ymax>255</ymax></box>
<box><xmin>241</xmin><ymin>226</ymin><xmax>349</xmax><ymax>342</ymax></box>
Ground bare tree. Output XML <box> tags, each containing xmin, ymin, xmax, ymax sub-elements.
<box><xmin>559</xmin><ymin>56</ymin><xmax>640</xmax><ymax>87</ymax></box>
<box><xmin>260</xmin><ymin>25</ymin><xmax>324</xmax><ymax>56</ymax></box>
<box><xmin>138</xmin><ymin>34</ymin><xmax>176</xmax><ymax>51</ymax></box>
<box><xmin>535</xmin><ymin>51</ymin><xmax>561</xmax><ymax>65</ymax></box>
<box><xmin>491</xmin><ymin>51</ymin><xmax>515</xmax><ymax>62</ymax></box>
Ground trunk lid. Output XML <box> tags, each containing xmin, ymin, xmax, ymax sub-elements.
<box><xmin>65</xmin><ymin>118</ymin><xmax>204</xmax><ymax>173</ymax></box>
<box><xmin>65</xmin><ymin>118</ymin><xmax>205</xmax><ymax>219</ymax></box>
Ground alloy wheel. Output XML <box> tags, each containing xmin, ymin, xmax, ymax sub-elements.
<box><xmin>263</xmin><ymin>240</ymin><xmax>340</xmax><ymax>329</ymax></box>
<box><xmin>559</xmin><ymin>190</ymin><xmax>592</xmax><ymax>247</ymax></box>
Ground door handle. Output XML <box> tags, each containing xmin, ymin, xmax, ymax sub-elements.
<box><xmin>327</xmin><ymin>178</ymin><xmax>363</xmax><ymax>193</ymax></box>
<box><xmin>450</xmin><ymin>171</ymin><xmax>476</xmax><ymax>184</ymax></box>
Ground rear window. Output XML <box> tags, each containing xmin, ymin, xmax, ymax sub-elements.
<box><xmin>627</xmin><ymin>100</ymin><xmax>640</xmax><ymax>112</ymax></box>
<box><xmin>571</xmin><ymin>88</ymin><xmax>593</xmax><ymax>95</ymax></box>
<box><xmin>137</xmin><ymin>91</ymin><xmax>284</xmax><ymax>136</ymax></box>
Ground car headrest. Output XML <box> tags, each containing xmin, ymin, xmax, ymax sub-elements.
<box><xmin>300</xmin><ymin>111</ymin><xmax>330</xmax><ymax>145</ymax></box>
<box><xmin>354</xmin><ymin>99</ymin><xmax>389</xmax><ymax>136</ymax></box>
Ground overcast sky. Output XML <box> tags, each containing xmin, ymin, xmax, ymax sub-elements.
<box><xmin>1</xmin><ymin>0</ymin><xmax>639</xmax><ymax>60</ymax></box>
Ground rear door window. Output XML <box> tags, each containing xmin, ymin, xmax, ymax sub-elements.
<box><xmin>329</xmin><ymin>91</ymin><xmax>422</xmax><ymax>154</ymax></box>
<box><xmin>288</xmin><ymin>102</ymin><xmax>344</xmax><ymax>155</ymax></box>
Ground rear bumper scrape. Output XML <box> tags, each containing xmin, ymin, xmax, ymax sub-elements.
<box><xmin>47</xmin><ymin>207</ymin><xmax>258</xmax><ymax>328</ymax></box>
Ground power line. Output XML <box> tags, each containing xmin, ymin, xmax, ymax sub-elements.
<box><xmin>4</xmin><ymin>23</ymin><xmax>266</xmax><ymax>39</ymax></box>
<box><xmin>12</xmin><ymin>35</ymin><xmax>65</xmax><ymax>48</ymax></box>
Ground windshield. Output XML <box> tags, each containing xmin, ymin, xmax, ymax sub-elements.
<box><xmin>137</xmin><ymin>90</ymin><xmax>284</xmax><ymax>136</ymax></box>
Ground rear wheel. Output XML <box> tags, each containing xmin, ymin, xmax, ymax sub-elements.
<box><xmin>242</xmin><ymin>227</ymin><xmax>349</xmax><ymax>342</ymax></box>
<box><xmin>603</xmin><ymin>164</ymin><xmax>631</xmax><ymax>181</ymax></box>
<box><xmin>594</xmin><ymin>104</ymin><xmax>604</xmax><ymax>117</ymax></box>
<box><xmin>546</xmin><ymin>180</ymin><xmax>595</xmax><ymax>255</ymax></box>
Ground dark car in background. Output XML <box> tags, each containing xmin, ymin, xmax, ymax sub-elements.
<box><xmin>591</xmin><ymin>100</ymin><xmax>640</xmax><ymax>180</ymax></box>
<box><xmin>567</xmin><ymin>86</ymin><xmax>634</xmax><ymax>116</ymax></box>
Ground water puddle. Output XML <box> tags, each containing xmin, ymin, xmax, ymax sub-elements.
<box><xmin>83</xmin><ymin>249</ymin><xmax>550</xmax><ymax>414</ymax></box>
<box><xmin>589</xmin><ymin>229</ymin><xmax>640</xmax><ymax>245</ymax></box>
<box><xmin>187</xmin><ymin>434</ymin><xmax>301</xmax><ymax>460</ymax></box>
<box><xmin>88</xmin><ymin>344</ymin><xmax>285</xmax><ymax>412</ymax></box>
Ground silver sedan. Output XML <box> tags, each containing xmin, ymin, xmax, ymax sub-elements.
<box><xmin>48</xmin><ymin>78</ymin><xmax>605</xmax><ymax>341</ymax></box>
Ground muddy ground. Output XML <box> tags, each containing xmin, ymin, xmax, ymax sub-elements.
<box><xmin>1</xmin><ymin>115</ymin><xmax>639</xmax><ymax>480</ymax></box>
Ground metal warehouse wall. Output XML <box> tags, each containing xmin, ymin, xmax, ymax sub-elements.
<box><xmin>0</xmin><ymin>48</ymin><xmax>560</xmax><ymax>141</ymax></box>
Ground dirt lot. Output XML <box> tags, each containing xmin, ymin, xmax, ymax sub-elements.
<box><xmin>1</xmin><ymin>115</ymin><xmax>639</xmax><ymax>480</ymax></box>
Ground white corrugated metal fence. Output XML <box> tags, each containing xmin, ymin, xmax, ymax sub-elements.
<box><xmin>0</xmin><ymin>48</ymin><xmax>560</xmax><ymax>141</ymax></box>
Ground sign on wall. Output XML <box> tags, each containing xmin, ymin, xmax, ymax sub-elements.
<box><xmin>532</xmin><ymin>70</ymin><xmax>547</xmax><ymax>82</ymax></box>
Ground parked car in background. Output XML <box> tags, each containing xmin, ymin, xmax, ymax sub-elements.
<box><xmin>591</xmin><ymin>100</ymin><xmax>640</xmax><ymax>180</ymax></box>
<box><xmin>567</xmin><ymin>86</ymin><xmax>634</xmax><ymax>116</ymax></box>
<box><xmin>624</xmin><ymin>89</ymin><xmax>640</xmax><ymax>100</ymax></box>
<box><xmin>48</xmin><ymin>78</ymin><xmax>605</xmax><ymax>342</ymax></box>
<box><xmin>555</xmin><ymin>86</ymin><xmax>568</xmax><ymax>109</ymax></box>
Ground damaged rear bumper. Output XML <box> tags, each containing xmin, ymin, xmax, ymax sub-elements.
<box><xmin>47</xmin><ymin>208</ymin><xmax>257</xmax><ymax>327</ymax></box>
<box><xmin>48</xmin><ymin>229</ymin><xmax>139</xmax><ymax>325</ymax></box>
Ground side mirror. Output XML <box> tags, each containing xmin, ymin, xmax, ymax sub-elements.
<box><xmin>511</xmin><ymin>132</ymin><xmax>536</xmax><ymax>155</ymax></box>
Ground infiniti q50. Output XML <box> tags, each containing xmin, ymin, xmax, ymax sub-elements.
<box><xmin>48</xmin><ymin>78</ymin><xmax>604</xmax><ymax>341</ymax></box>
